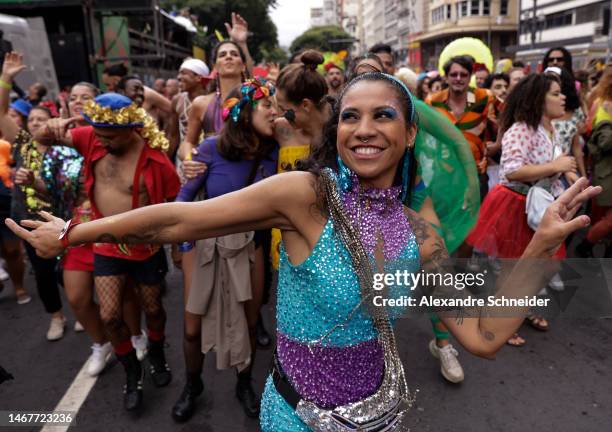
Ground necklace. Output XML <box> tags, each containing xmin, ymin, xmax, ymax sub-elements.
<box><xmin>20</xmin><ymin>139</ymin><xmax>50</xmax><ymax>213</ymax></box>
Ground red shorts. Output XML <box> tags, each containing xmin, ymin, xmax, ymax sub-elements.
<box><xmin>62</xmin><ymin>244</ymin><xmax>94</xmax><ymax>272</ymax></box>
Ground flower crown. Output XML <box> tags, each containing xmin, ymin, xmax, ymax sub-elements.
<box><xmin>222</xmin><ymin>78</ymin><xmax>276</xmax><ymax>123</ymax></box>
<box><xmin>83</xmin><ymin>100</ymin><xmax>169</xmax><ymax>152</ymax></box>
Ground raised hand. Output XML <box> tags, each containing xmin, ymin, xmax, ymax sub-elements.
<box><xmin>1</xmin><ymin>52</ymin><xmax>27</xmax><ymax>80</ymax></box>
<box><xmin>267</xmin><ymin>62</ymin><xmax>280</xmax><ymax>84</ymax></box>
<box><xmin>225</xmin><ymin>12</ymin><xmax>249</xmax><ymax>44</ymax></box>
<box><xmin>531</xmin><ymin>177</ymin><xmax>601</xmax><ymax>256</ymax></box>
<box><xmin>5</xmin><ymin>211</ymin><xmax>67</xmax><ymax>258</ymax></box>
<box><xmin>43</xmin><ymin>116</ymin><xmax>80</xmax><ymax>142</ymax></box>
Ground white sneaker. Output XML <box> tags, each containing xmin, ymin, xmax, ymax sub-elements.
<box><xmin>74</xmin><ymin>321</ymin><xmax>85</xmax><ymax>332</ymax></box>
<box><xmin>548</xmin><ymin>273</ymin><xmax>565</xmax><ymax>292</ymax></box>
<box><xmin>429</xmin><ymin>339</ymin><xmax>465</xmax><ymax>383</ymax></box>
<box><xmin>87</xmin><ymin>342</ymin><xmax>113</xmax><ymax>377</ymax></box>
<box><xmin>132</xmin><ymin>330</ymin><xmax>148</xmax><ymax>361</ymax></box>
<box><xmin>47</xmin><ymin>316</ymin><xmax>66</xmax><ymax>341</ymax></box>
<box><xmin>0</xmin><ymin>265</ymin><xmax>9</xmax><ymax>282</ymax></box>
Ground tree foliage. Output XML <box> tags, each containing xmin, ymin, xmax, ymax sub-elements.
<box><xmin>160</xmin><ymin>0</ymin><xmax>279</xmax><ymax>62</ymax></box>
<box><xmin>289</xmin><ymin>25</ymin><xmax>353</xmax><ymax>54</ymax></box>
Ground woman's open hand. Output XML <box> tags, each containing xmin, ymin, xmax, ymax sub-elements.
<box><xmin>530</xmin><ymin>177</ymin><xmax>601</xmax><ymax>256</ymax></box>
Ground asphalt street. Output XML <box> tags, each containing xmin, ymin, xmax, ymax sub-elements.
<box><xmin>1</xmin><ymin>262</ymin><xmax>611</xmax><ymax>432</ymax></box>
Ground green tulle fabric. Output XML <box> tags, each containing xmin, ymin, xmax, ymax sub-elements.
<box><xmin>406</xmin><ymin>100</ymin><xmax>480</xmax><ymax>253</ymax></box>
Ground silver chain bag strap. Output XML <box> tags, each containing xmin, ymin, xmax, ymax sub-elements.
<box><xmin>293</xmin><ymin>169</ymin><xmax>415</xmax><ymax>431</ymax></box>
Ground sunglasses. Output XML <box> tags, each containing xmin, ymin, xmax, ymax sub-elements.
<box><xmin>449</xmin><ymin>72</ymin><xmax>469</xmax><ymax>78</ymax></box>
<box><xmin>548</xmin><ymin>57</ymin><xmax>564</xmax><ymax>63</ymax></box>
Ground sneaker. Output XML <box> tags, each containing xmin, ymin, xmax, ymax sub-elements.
<box><xmin>47</xmin><ymin>316</ymin><xmax>66</xmax><ymax>341</ymax></box>
<box><xmin>132</xmin><ymin>330</ymin><xmax>148</xmax><ymax>361</ymax></box>
<box><xmin>87</xmin><ymin>342</ymin><xmax>113</xmax><ymax>377</ymax></box>
<box><xmin>16</xmin><ymin>293</ymin><xmax>32</xmax><ymax>305</ymax></box>
<box><xmin>429</xmin><ymin>339</ymin><xmax>464</xmax><ymax>383</ymax></box>
<box><xmin>0</xmin><ymin>266</ymin><xmax>9</xmax><ymax>282</ymax></box>
<box><xmin>548</xmin><ymin>273</ymin><xmax>564</xmax><ymax>292</ymax></box>
<box><xmin>74</xmin><ymin>321</ymin><xmax>85</xmax><ymax>332</ymax></box>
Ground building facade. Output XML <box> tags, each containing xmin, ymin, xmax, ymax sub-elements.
<box><xmin>515</xmin><ymin>0</ymin><xmax>610</xmax><ymax>68</ymax></box>
<box><xmin>412</xmin><ymin>0</ymin><xmax>519</xmax><ymax>71</ymax></box>
<box><xmin>310</xmin><ymin>7</ymin><xmax>325</xmax><ymax>27</ymax></box>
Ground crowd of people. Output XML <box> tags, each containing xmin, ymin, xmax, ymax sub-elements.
<box><xmin>0</xmin><ymin>11</ymin><xmax>610</xmax><ymax>430</ymax></box>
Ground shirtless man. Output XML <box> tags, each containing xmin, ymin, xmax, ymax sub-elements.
<box><xmin>37</xmin><ymin>93</ymin><xmax>180</xmax><ymax>411</ymax></box>
<box><xmin>166</xmin><ymin>59</ymin><xmax>211</xmax><ymax>158</ymax></box>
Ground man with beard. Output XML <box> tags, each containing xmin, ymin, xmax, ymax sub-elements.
<box><xmin>36</xmin><ymin>93</ymin><xmax>180</xmax><ymax>412</ymax></box>
<box><xmin>324</xmin><ymin>63</ymin><xmax>345</xmax><ymax>97</ymax></box>
<box><xmin>427</xmin><ymin>55</ymin><xmax>493</xmax><ymax>200</ymax></box>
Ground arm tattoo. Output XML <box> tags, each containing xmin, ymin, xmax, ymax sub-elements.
<box><xmin>406</xmin><ymin>210</ymin><xmax>430</xmax><ymax>246</ymax></box>
<box><xmin>95</xmin><ymin>231</ymin><xmax>159</xmax><ymax>244</ymax></box>
<box><xmin>95</xmin><ymin>233</ymin><xmax>119</xmax><ymax>243</ymax></box>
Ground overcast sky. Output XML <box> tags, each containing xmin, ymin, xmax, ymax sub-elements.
<box><xmin>270</xmin><ymin>0</ymin><xmax>322</xmax><ymax>48</ymax></box>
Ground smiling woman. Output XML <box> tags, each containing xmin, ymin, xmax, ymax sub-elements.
<box><xmin>6</xmin><ymin>73</ymin><xmax>601</xmax><ymax>431</ymax></box>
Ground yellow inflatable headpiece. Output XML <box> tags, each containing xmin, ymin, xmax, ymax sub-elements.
<box><xmin>438</xmin><ymin>37</ymin><xmax>493</xmax><ymax>86</ymax></box>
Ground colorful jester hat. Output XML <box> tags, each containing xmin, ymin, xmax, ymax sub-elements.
<box><xmin>222</xmin><ymin>77</ymin><xmax>276</xmax><ymax>123</ymax></box>
<box><xmin>82</xmin><ymin>93</ymin><xmax>169</xmax><ymax>152</ymax></box>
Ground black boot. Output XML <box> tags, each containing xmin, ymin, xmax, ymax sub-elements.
<box><xmin>235</xmin><ymin>368</ymin><xmax>260</xmax><ymax>418</ymax></box>
<box><xmin>171</xmin><ymin>373</ymin><xmax>204</xmax><ymax>422</ymax></box>
<box><xmin>117</xmin><ymin>350</ymin><xmax>144</xmax><ymax>411</ymax></box>
<box><xmin>256</xmin><ymin>315</ymin><xmax>271</xmax><ymax>348</ymax></box>
<box><xmin>148</xmin><ymin>339</ymin><xmax>172</xmax><ymax>387</ymax></box>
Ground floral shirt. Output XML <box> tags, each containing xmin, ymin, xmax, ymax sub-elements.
<box><xmin>552</xmin><ymin>109</ymin><xmax>585</xmax><ymax>154</ymax></box>
<box><xmin>426</xmin><ymin>87</ymin><xmax>494</xmax><ymax>173</ymax></box>
<box><xmin>499</xmin><ymin>122</ymin><xmax>564</xmax><ymax>197</ymax></box>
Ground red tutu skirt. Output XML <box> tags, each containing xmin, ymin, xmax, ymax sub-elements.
<box><xmin>466</xmin><ymin>185</ymin><xmax>565</xmax><ymax>259</ymax></box>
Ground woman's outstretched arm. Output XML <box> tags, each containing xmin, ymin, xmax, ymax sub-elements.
<box><xmin>411</xmin><ymin>177</ymin><xmax>600</xmax><ymax>359</ymax></box>
<box><xmin>6</xmin><ymin>171</ymin><xmax>317</xmax><ymax>259</ymax></box>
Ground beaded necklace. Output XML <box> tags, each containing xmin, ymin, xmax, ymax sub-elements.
<box><xmin>19</xmin><ymin>139</ymin><xmax>50</xmax><ymax>213</ymax></box>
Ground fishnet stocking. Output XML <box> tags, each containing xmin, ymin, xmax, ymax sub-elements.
<box><xmin>95</xmin><ymin>275</ymin><xmax>130</xmax><ymax>346</ymax></box>
<box><xmin>138</xmin><ymin>283</ymin><xmax>166</xmax><ymax>335</ymax></box>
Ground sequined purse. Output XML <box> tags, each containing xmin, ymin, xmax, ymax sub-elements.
<box><xmin>278</xmin><ymin>169</ymin><xmax>415</xmax><ymax>431</ymax></box>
